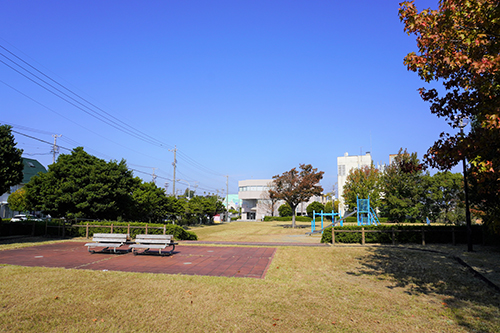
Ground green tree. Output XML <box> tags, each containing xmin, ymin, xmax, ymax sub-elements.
<box><xmin>342</xmin><ymin>164</ymin><xmax>381</xmax><ymax>212</ymax></box>
<box><xmin>270</xmin><ymin>164</ymin><xmax>324</xmax><ymax>228</ymax></box>
<box><xmin>25</xmin><ymin>147</ymin><xmax>140</xmax><ymax>220</ymax></box>
<box><xmin>399</xmin><ymin>0</ymin><xmax>500</xmax><ymax>230</ymax></box>
<box><xmin>164</xmin><ymin>195</ymin><xmax>185</xmax><ymax>222</ymax></box>
<box><xmin>132</xmin><ymin>182</ymin><xmax>169</xmax><ymax>223</ymax></box>
<box><xmin>379</xmin><ymin>149</ymin><xmax>426</xmax><ymax>223</ymax></box>
<box><xmin>278</xmin><ymin>203</ymin><xmax>293</xmax><ymax>217</ymax></box>
<box><xmin>306</xmin><ymin>201</ymin><xmax>325</xmax><ymax>218</ymax></box>
<box><xmin>423</xmin><ymin>171</ymin><xmax>464</xmax><ymax>225</ymax></box>
<box><xmin>201</xmin><ymin>195</ymin><xmax>225</xmax><ymax>222</ymax></box>
<box><xmin>324</xmin><ymin>201</ymin><xmax>334</xmax><ymax>213</ymax></box>
<box><xmin>7</xmin><ymin>187</ymin><xmax>28</xmax><ymax>212</ymax></box>
<box><xmin>183</xmin><ymin>195</ymin><xmax>225</xmax><ymax>224</ymax></box>
<box><xmin>0</xmin><ymin>124</ymin><xmax>23</xmax><ymax>195</ymax></box>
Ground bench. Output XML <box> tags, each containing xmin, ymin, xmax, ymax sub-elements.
<box><xmin>84</xmin><ymin>233</ymin><xmax>130</xmax><ymax>254</ymax></box>
<box><xmin>129</xmin><ymin>234</ymin><xmax>177</xmax><ymax>256</ymax></box>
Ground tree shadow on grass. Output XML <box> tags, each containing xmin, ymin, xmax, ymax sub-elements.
<box><xmin>348</xmin><ymin>246</ymin><xmax>500</xmax><ymax>332</ymax></box>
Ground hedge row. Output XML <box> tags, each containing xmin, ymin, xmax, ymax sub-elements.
<box><xmin>0</xmin><ymin>220</ymin><xmax>197</xmax><ymax>240</ymax></box>
<box><xmin>320</xmin><ymin>225</ymin><xmax>487</xmax><ymax>244</ymax></box>
<box><xmin>71</xmin><ymin>222</ymin><xmax>198</xmax><ymax>240</ymax></box>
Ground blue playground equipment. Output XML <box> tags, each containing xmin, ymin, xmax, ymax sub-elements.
<box><xmin>306</xmin><ymin>210</ymin><xmax>356</xmax><ymax>235</ymax></box>
<box><xmin>356</xmin><ymin>196</ymin><xmax>380</xmax><ymax>226</ymax></box>
<box><xmin>311</xmin><ymin>210</ymin><xmax>342</xmax><ymax>233</ymax></box>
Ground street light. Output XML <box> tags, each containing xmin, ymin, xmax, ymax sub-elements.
<box><xmin>458</xmin><ymin>117</ymin><xmax>473</xmax><ymax>252</ymax></box>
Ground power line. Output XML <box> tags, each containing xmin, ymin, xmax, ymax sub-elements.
<box><xmin>0</xmin><ymin>44</ymin><xmax>169</xmax><ymax>149</ymax></box>
<box><xmin>1</xmin><ymin>44</ymin><xmax>228</xmax><ymax>184</ymax></box>
<box><xmin>0</xmin><ymin>79</ymin><xmax>170</xmax><ymax>164</ymax></box>
<box><xmin>12</xmin><ymin>130</ymin><xmax>72</xmax><ymax>151</ymax></box>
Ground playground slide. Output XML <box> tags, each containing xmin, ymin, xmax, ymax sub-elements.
<box><xmin>306</xmin><ymin>210</ymin><xmax>357</xmax><ymax>235</ymax></box>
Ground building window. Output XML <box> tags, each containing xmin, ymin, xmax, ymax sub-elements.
<box><xmin>339</xmin><ymin>165</ymin><xmax>345</xmax><ymax>177</ymax></box>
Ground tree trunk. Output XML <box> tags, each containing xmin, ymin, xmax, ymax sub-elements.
<box><xmin>292</xmin><ymin>212</ymin><xmax>296</xmax><ymax>228</ymax></box>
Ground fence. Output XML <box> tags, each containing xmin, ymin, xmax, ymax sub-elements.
<box><xmin>330</xmin><ymin>226</ymin><xmax>485</xmax><ymax>246</ymax></box>
<box><xmin>0</xmin><ymin>221</ymin><xmax>169</xmax><ymax>239</ymax></box>
<box><xmin>74</xmin><ymin>223</ymin><xmax>169</xmax><ymax>238</ymax></box>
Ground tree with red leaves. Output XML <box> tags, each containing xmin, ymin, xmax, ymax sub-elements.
<box><xmin>399</xmin><ymin>0</ymin><xmax>500</xmax><ymax>231</ymax></box>
<box><xmin>269</xmin><ymin>164</ymin><xmax>324</xmax><ymax>228</ymax></box>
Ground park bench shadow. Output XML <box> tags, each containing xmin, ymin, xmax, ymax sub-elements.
<box><xmin>347</xmin><ymin>246</ymin><xmax>500</xmax><ymax>331</ymax></box>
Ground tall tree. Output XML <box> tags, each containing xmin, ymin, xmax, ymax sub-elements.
<box><xmin>132</xmin><ymin>182</ymin><xmax>169</xmax><ymax>223</ymax></box>
<box><xmin>25</xmin><ymin>147</ymin><xmax>140</xmax><ymax>220</ymax></box>
<box><xmin>0</xmin><ymin>124</ymin><xmax>23</xmax><ymax>195</ymax></box>
<box><xmin>380</xmin><ymin>149</ymin><xmax>426</xmax><ymax>223</ymax></box>
<box><xmin>399</xmin><ymin>0</ymin><xmax>500</xmax><ymax>230</ymax></box>
<box><xmin>422</xmin><ymin>171</ymin><xmax>464</xmax><ymax>224</ymax></box>
<box><xmin>269</xmin><ymin>164</ymin><xmax>324</xmax><ymax>228</ymax></box>
<box><xmin>342</xmin><ymin>164</ymin><xmax>381</xmax><ymax>212</ymax></box>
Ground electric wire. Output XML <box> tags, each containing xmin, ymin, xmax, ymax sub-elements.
<box><xmin>0</xmin><ymin>44</ymin><xmax>169</xmax><ymax>149</ymax></box>
<box><xmin>1</xmin><ymin>44</ymin><xmax>228</xmax><ymax>186</ymax></box>
<box><xmin>12</xmin><ymin>130</ymin><xmax>72</xmax><ymax>151</ymax></box>
<box><xmin>0</xmin><ymin>79</ymin><xmax>169</xmax><ymax>164</ymax></box>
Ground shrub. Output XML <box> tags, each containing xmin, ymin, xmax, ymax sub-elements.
<box><xmin>320</xmin><ymin>225</ymin><xmax>485</xmax><ymax>244</ymax></box>
<box><xmin>306</xmin><ymin>201</ymin><xmax>325</xmax><ymax>217</ymax></box>
<box><xmin>278</xmin><ymin>204</ymin><xmax>293</xmax><ymax>217</ymax></box>
<box><xmin>70</xmin><ymin>221</ymin><xmax>197</xmax><ymax>240</ymax></box>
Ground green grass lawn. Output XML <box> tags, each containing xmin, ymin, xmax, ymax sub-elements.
<box><xmin>1</xmin><ymin>222</ymin><xmax>499</xmax><ymax>332</ymax></box>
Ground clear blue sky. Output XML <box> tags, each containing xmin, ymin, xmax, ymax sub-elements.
<box><xmin>1</xmin><ymin>0</ymin><xmax>453</xmax><ymax>196</ymax></box>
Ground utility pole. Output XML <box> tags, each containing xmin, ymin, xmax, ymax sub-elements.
<box><xmin>226</xmin><ymin>175</ymin><xmax>229</xmax><ymax>222</ymax></box>
<box><xmin>52</xmin><ymin>134</ymin><xmax>62</xmax><ymax>164</ymax></box>
<box><xmin>169</xmin><ymin>146</ymin><xmax>177</xmax><ymax>197</ymax></box>
<box><xmin>152</xmin><ymin>168</ymin><xmax>157</xmax><ymax>184</ymax></box>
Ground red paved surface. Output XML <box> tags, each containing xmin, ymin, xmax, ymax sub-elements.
<box><xmin>0</xmin><ymin>242</ymin><xmax>276</xmax><ymax>279</ymax></box>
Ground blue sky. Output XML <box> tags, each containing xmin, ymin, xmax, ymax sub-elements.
<box><xmin>1</xmin><ymin>0</ymin><xmax>454</xmax><ymax>196</ymax></box>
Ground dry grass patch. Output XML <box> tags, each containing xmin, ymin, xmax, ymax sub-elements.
<box><xmin>188</xmin><ymin>221</ymin><xmax>322</xmax><ymax>243</ymax></box>
<box><xmin>1</xmin><ymin>239</ymin><xmax>499</xmax><ymax>332</ymax></box>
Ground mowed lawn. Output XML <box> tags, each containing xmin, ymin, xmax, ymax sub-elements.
<box><xmin>0</xmin><ymin>222</ymin><xmax>499</xmax><ymax>332</ymax></box>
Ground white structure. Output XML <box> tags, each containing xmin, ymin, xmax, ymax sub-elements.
<box><xmin>238</xmin><ymin>179</ymin><xmax>325</xmax><ymax>221</ymax></box>
<box><xmin>337</xmin><ymin>152</ymin><xmax>372</xmax><ymax>214</ymax></box>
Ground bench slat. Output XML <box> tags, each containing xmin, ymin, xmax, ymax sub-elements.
<box><xmin>93</xmin><ymin>233</ymin><xmax>128</xmax><ymax>239</ymax></box>
<box><xmin>130</xmin><ymin>244</ymin><xmax>167</xmax><ymax>249</ymax></box>
<box><xmin>134</xmin><ymin>239</ymin><xmax>174</xmax><ymax>244</ymax></box>
<box><xmin>92</xmin><ymin>238</ymin><xmax>126</xmax><ymax>242</ymax></box>
<box><xmin>85</xmin><ymin>242</ymin><xmax>124</xmax><ymax>248</ymax></box>
<box><xmin>135</xmin><ymin>235</ymin><xmax>173</xmax><ymax>239</ymax></box>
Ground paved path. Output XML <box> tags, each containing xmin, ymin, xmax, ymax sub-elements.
<box><xmin>181</xmin><ymin>240</ymin><xmax>328</xmax><ymax>247</ymax></box>
<box><xmin>0</xmin><ymin>242</ymin><xmax>276</xmax><ymax>279</ymax></box>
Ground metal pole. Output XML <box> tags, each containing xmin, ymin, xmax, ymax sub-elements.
<box><xmin>169</xmin><ymin>146</ymin><xmax>177</xmax><ymax>197</ymax></box>
<box><xmin>463</xmin><ymin>157</ymin><xmax>473</xmax><ymax>252</ymax></box>
<box><xmin>52</xmin><ymin>134</ymin><xmax>62</xmax><ymax>164</ymax></box>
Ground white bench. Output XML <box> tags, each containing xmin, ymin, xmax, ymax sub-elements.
<box><xmin>84</xmin><ymin>233</ymin><xmax>130</xmax><ymax>254</ymax></box>
<box><xmin>130</xmin><ymin>234</ymin><xmax>177</xmax><ymax>256</ymax></box>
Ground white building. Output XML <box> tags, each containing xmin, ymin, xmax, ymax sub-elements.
<box><xmin>337</xmin><ymin>152</ymin><xmax>372</xmax><ymax>214</ymax></box>
<box><xmin>238</xmin><ymin>179</ymin><xmax>325</xmax><ymax>221</ymax></box>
